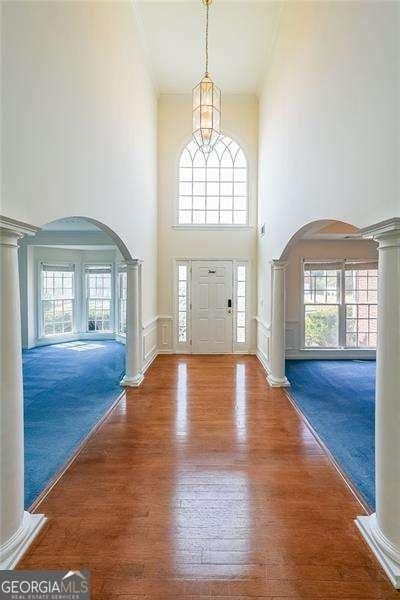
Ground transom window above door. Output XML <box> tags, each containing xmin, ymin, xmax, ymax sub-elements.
<box><xmin>178</xmin><ymin>135</ymin><xmax>248</xmax><ymax>226</ymax></box>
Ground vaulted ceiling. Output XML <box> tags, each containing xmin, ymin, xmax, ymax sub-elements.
<box><xmin>134</xmin><ymin>1</ymin><xmax>282</xmax><ymax>95</ymax></box>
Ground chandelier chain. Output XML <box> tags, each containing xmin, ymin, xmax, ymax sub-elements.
<box><xmin>205</xmin><ymin>1</ymin><xmax>209</xmax><ymax>75</ymax></box>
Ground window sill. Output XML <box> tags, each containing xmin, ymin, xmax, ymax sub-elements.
<box><xmin>300</xmin><ymin>347</ymin><xmax>376</xmax><ymax>352</ymax></box>
<box><xmin>172</xmin><ymin>225</ymin><xmax>254</xmax><ymax>231</ymax></box>
<box><xmin>35</xmin><ymin>332</ymin><xmax>116</xmax><ymax>347</ymax></box>
<box><xmin>286</xmin><ymin>347</ymin><xmax>376</xmax><ymax>360</ymax></box>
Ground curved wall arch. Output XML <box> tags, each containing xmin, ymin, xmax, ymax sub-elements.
<box><xmin>41</xmin><ymin>216</ymin><xmax>134</xmax><ymax>262</ymax></box>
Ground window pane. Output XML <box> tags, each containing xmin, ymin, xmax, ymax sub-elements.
<box><xmin>237</xmin><ymin>266</ymin><xmax>246</xmax><ymax>281</ymax></box>
<box><xmin>178</xmin><ymin>265</ymin><xmax>187</xmax><ymax>281</ymax></box>
<box><xmin>179</xmin><ymin>210</ymin><xmax>192</xmax><ymax>224</ymax></box>
<box><xmin>236</xmin><ymin>265</ymin><xmax>246</xmax><ymax>344</ymax></box>
<box><xmin>179</xmin><ymin>134</ymin><xmax>248</xmax><ymax>227</ymax></box>
<box><xmin>193</xmin><ymin>211</ymin><xmax>206</xmax><ymax>224</ymax></box>
<box><xmin>344</xmin><ymin>268</ymin><xmax>378</xmax><ymax>348</ymax></box>
<box><xmin>220</xmin><ymin>197</ymin><xmax>232</xmax><ymax>210</ymax></box>
<box><xmin>237</xmin><ymin>327</ymin><xmax>245</xmax><ymax>343</ymax></box>
<box><xmin>193</xmin><ymin>182</ymin><xmax>205</xmax><ymax>195</ymax></box>
<box><xmin>206</xmin><ymin>211</ymin><xmax>219</xmax><ymax>224</ymax></box>
<box><xmin>303</xmin><ymin>267</ymin><xmax>340</xmax><ymax>304</ymax></box>
<box><xmin>234</xmin><ymin>211</ymin><xmax>247</xmax><ymax>225</ymax></box>
<box><xmin>220</xmin><ymin>211</ymin><xmax>232</xmax><ymax>224</ymax></box>
<box><xmin>179</xmin><ymin>197</ymin><xmax>192</xmax><ymax>210</ymax></box>
<box><xmin>177</xmin><ymin>264</ymin><xmax>188</xmax><ymax>343</ymax></box>
<box><xmin>234</xmin><ymin>197</ymin><xmax>246</xmax><ymax>211</ymax></box>
<box><xmin>193</xmin><ymin>197</ymin><xmax>205</xmax><ymax>210</ymax></box>
<box><xmin>207</xmin><ymin>196</ymin><xmax>219</xmax><ymax>210</ymax></box>
<box><xmin>304</xmin><ymin>305</ymin><xmax>339</xmax><ymax>348</ymax></box>
<box><xmin>42</xmin><ymin>268</ymin><xmax>74</xmax><ymax>336</ymax></box>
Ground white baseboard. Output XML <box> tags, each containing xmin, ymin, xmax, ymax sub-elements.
<box><xmin>286</xmin><ymin>349</ymin><xmax>376</xmax><ymax>360</ymax></box>
<box><xmin>256</xmin><ymin>348</ymin><xmax>270</xmax><ymax>375</ymax></box>
<box><xmin>0</xmin><ymin>512</ymin><xmax>47</xmax><ymax>569</ymax></box>
<box><xmin>142</xmin><ymin>349</ymin><xmax>158</xmax><ymax>374</ymax></box>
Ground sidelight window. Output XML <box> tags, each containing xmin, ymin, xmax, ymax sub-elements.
<box><xmin>236</xmin><ymin>264</ymin><xmax>247</xmax><ymax>343</ymax></box>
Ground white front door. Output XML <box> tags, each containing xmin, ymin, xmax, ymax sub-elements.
<box><xmin>192</xmin><ymin>260</ymin><xmax>233</xmax><ymax>353</ymax></box>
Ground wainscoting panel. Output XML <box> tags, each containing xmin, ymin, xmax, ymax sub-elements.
<box><xmin>256</xmin><ymin>317</ymin><xmax>271</xmax><ymax>375</ymax></box>
<box><xmin>157</xmin><ymin>315</ymin><xmax>174</xmax><ymax>354</ymax></box>
<box><xmin>142</xmin><ymin>317</ymin><xmax>158</xmax><ymax>373</ymax></box>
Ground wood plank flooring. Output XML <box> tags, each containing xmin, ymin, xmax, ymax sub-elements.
<box><xmin>18</xmin><ymin>355</ymin><xmax>399</xmax><ymax>599</ymax></box>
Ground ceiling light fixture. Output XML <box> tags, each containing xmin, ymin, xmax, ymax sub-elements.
<box><xmin>192</xmin><ymin>0</ymin><xmax>221</xmax><ymax>153</ymax></box>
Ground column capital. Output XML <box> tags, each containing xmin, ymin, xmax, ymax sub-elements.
<box><xmin>0</xmin><ymin>216</ymin><xmax>39</xmax><ymax>247</ymax></box>
<box><xmin>360</xmin><ymin>218</ymin><xmax>400</xmax><ymax>245</ymax></box>
<box><xmin>271</xmin><ymin>259</ymin><xmax>288</xmax><ymax>271</ymax></box>
<box><xmin>125</xmin><ymin>258</ymin><xmax>143</xmax><ymax>270</ymax></box>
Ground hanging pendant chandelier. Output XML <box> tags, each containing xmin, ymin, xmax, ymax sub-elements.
<box><xmin>192</xmin><ymin>0</ymin><xmax>221</xmax><ymax>153</ymax></box>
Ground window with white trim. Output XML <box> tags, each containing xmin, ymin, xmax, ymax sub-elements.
<box><xmin>41</xmin><ymin>264</ymin><xmax>75</xmax><ymax>336</ymax></box>
<box><xmin>178</xmin><ymin>135</ymin><xmax>248</xmax><ymax>226</ymax></box>
<box><xmin>236</xmin><ymin>264</ymin><xmax>246</xmax><ymax>343</ymax></box>
<box><xmin>303</xmin><ymin>260</ymin><xmax>378</xmax><ymax>349</ymax></box>
<box><xmin>118</xmin><ymin>266</ymin><xmax>127</xmax><ymax>335</ymax></box>
<box><xmin>177</xmin><ymin>264</ymin><xmax>189</xmax><ymax>343</ymax></box>
<box><xmin>86</xmin><ymin>265</ymin><xmax>112</xmax><ymax>332</ymax></box>
<box><xmin>344</xmin><ymin>262</ymin><xmax>378</xmax><ymax>348</ymax></box>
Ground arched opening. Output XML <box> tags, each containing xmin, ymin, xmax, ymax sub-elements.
<box><xmin>281</xmin><ymin>218</ymin><xmax>377</xmax><ymax>510</ymax></box>
<box><xmin>19</xmin><ymin>216</ymin><xmax>131</xmax><ymax>509</ymax></box>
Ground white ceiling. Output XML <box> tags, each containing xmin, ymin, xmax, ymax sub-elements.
<box><xmin>134</xmin><ymin>1</ymin><xmax>282</xmax><ymax>94</ymax></box>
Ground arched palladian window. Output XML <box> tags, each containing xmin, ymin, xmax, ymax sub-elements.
<box><xmin>178</xmin><ymin>134</ymin><xmax>248</xmax><ymax>225</ymax></box>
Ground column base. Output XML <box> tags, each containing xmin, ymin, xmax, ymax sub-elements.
<box><xmin>267</xmin><ymin>374</ymin><xmax>291</xmax><ymax>388</ymax></box>
<box><xmin>120</xmin><ymin>372</ymin><xmax>144</xmax><ymax>387</ymax></box>
<box><xmin>356</xmin><ymin>513</ymin><xmax>400</xmax><ymax>589</ymax></box>
<box><xmin>0</xmin><ymin>511</ymin><xmax>47</xmax><ymax>569</ymax></box>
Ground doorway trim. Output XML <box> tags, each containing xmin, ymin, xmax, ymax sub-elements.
<box><xmin>173</xmin><ymin>257</ymin><xmax>251</xmax><ymax>354</ymax></box>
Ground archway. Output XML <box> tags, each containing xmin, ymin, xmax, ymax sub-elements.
<box><xmin>19</xmin><ymin>216</ymin><xmax>138</xmax><ymax>510</ymax></box>
<box><xmin>279</xmin><ymin>218</ymin><xmax>378</xmax><ymax>510</ymax></box>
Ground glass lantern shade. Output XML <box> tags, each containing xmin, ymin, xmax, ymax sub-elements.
<box><xmin>192</xmin><ymin>74</ymin><xmax>221</xmax><ymax>153</ymax></box>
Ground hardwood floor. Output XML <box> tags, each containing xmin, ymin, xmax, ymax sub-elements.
<box><xmin>18</xmin><ymin>355</ymin><xmax>398</xmax><ymax>599</ymax></box>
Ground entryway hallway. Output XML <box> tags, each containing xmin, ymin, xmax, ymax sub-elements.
<box><xmin>18</xmin><ymin>356</ymin><xmax>397</xmax><ymax>599</ymax></box>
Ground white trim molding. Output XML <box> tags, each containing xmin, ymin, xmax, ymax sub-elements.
<box><xmin>0</xmin><ymin>512</ymin><xmax>47</xmax><ymax>570</ymax></box>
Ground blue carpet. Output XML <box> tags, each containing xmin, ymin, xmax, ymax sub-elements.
<box><xmin>285</xmin><ymin>360</ymin><xmax>375</xmax><ymax>509</ymax></box>
<box><xmin>23</xmin><ymin>340</ymin><xmax>125</xmax><ymax>508</ymax></box>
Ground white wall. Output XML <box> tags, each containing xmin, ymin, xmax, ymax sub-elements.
<box><xmin>257</xmin><ymin>1</ymin><xmax>400</xmax><ymax>359</ymax></box>
<box><xmin>157</xmin><ymin>94</ymin><xmax>258</xmax><ymax>351</ymax></box>
<box><xmin>1</xmin><ymin>1</ymin><xmax>158</xmax><ymax>324</ymax></box>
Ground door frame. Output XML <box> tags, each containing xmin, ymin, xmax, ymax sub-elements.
<box><xmin>173</xmin><ymin>257</ymin><xmax>251</xmax><ymax>354</ymax></box>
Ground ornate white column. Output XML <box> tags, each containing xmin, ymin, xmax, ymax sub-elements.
<box><xmin>356</xmin><ymin>218</ymin><xmax>400</xmax><ymax>589</ymax></box>
<box><xmin>120</xmin><ymin>259</ymin><xmax>143</xmax><ymax>387</ymax></box>
<box><xmin>0</xmin><ymin>216</ymin><xmax>46</xmax><ymax>569</ymax></box>
<box><xmin>267</xmin><ymin>260</ymin><xmax>290</xmax><ymax>387</ymax></box>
